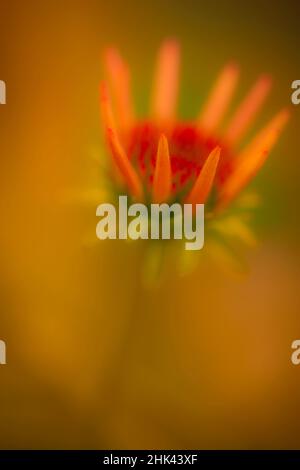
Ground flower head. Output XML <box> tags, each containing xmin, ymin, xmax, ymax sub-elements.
<box><xmin>100</xmin><ymin>39</ymin><xmax>289</xmax><ymax>214</ymax></box>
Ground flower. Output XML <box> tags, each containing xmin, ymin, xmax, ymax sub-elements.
<box><xmin>100</xmin><ymin>39</ymin><xmax>289</xmax><ymax>214</ymax></box>
<box><xmin>97</xmin><ymin>39</ymin><xmax>290</xmax><ymax>280</ymax></box>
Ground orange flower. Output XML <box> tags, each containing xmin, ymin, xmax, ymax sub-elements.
<box><xmin>100</xmin><ymin>39</ymin><xmax>289</xmax><ymax>214</ymax></box>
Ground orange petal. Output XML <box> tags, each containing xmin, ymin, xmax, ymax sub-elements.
<box><xmin>100</xmin><ymin>81</ymin><xmax>126</xmax><ymax>186</ymax></box>
<box><xmin>217</xmin><ymin>108</ymin><xmax>290</xmax><ymax>210</ymax></box>
<box><xmin>185</xmin><ymin>146</ymin><xmax>221</xmax><ymax>205</ymax></box>
<box><xmin>104</xmin><ymin>47</ymin><xmax>135</xmax><ymax>130</ymax></box>
<box><xmin>199</xmin><ymin>63</ymin><xmax>239</xmax><ymax>134</ymax></box>
<box><xmin>99</xmin><ymin>81</ymin><xmax>115</xmax><ymax>130</ymax></box>
<box><xmin>107</xmin><ymin>127</ymin><xmax>143</xmax><ymax>201</ymax></box>
<box><xmin>151</xmin><ymin>39</ymin><xmax>180</xmax><ymax>123</ymax></box>
<box><xmin>152</xmin><ymin>134</ymin><xmax>172</xmax><ymax>203</ymax></box>
<box><xmin>224</xmin><ymin>75</ymin><xmax>272</xmax><ymax>145</ymax></box>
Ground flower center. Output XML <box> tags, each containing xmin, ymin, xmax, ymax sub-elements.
<box><xmin>126</xmin><ymin>121</ymin><xmax>234</xmax><ymax>197</ymax></box>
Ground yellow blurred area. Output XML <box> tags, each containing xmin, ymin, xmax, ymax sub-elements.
<box><xmin>0</xmin><ymin>0</ymin><xmax>300</xmax><ymax>449</ymax></box>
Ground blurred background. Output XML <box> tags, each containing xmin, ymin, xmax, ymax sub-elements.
<box><xmin>0</xmin><ymin>0</ymin><xmax>300</xmax><ymax>449</ymax></box>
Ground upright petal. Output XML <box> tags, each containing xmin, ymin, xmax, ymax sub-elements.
<box><xmin>107</xmin><ymin>127</ymin><xmax>143</xmax><ymax>201</ymax></box>
<box><xmin>224</xmin><ymin>75</ymin><xmax>272</xmax><ymax>145</ymax></box>
<box><xmin>151</xmin><ymin>39</ymin><xmax>180</xmax><ymax>123</ymax></box>
<box><xmin>152</xmin><ymin>134</ymin><xmax>172</xmax><ymax>203</ymax></box>
<box><xmin>100</xmin><ymin>81</ymin><xmax>126</xmax><ymax>186</ymax></box>
<box><xmin>104</xmin><ymin>47</ymin><xmax>135</xmax><ymax>130</ymax></box>
<box><xmin>99</xmin><ymin>81</ymin><xmax>115</xmax><ymax>130</ymax></box>
<box><xmin>198</xmin><ymin>63</ymin><xmax>239</xmax><ymax>134</ymax></box>
<box><xmin>217</xmin><ymin>109</ymin><xmax>290</xmax><ymax>210</ymax></box>
<box><xmin>185</xmin><ymin>146</ymin><xmax>221</xmax><ymax>205</ymax></box>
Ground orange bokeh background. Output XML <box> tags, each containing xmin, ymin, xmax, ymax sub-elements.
<box><xmin>0</xmin><ymin>0</ymin><xmax>300</xmax><ymax>448</ymax></box>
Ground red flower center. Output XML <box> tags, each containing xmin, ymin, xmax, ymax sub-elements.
<box><xmin>127</xmin><ymin>122</ymin><xmax>234</xmax><ymax>195</ymax></box>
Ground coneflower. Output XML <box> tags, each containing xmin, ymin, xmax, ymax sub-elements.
<box><xmin>98</xmin><ymin>39</ymin><xmax>289</xmax><ymax>277</ymax></box>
